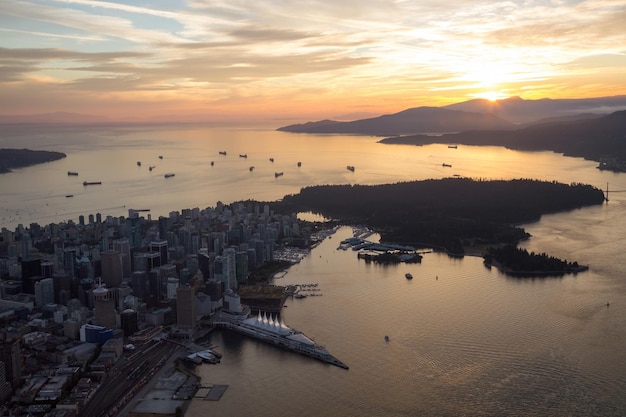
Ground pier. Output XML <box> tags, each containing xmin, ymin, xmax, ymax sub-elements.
<box><xmin>214</xmin><ymin>312</ymin><xmax>348</xmax><ymax>370</ymax></box>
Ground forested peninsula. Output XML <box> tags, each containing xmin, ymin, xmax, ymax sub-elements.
<box><xmin>269</xmin><ymin>178</ymin><xmax>605</xmax><ymax>275</ymax></box>
<box><xmin>0</xmin><ymin>148</ymin><xmax>66</xmax><ymax>173</ymax></box>
<box><xmin>379</xmin><ymin>110</ymin><xmax>626</xmax><ymax>172</ymax></box>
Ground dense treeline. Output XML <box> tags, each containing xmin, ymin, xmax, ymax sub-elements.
<box><xmin>380</xmin><ymin>110</ymin><xmax>626</xmax><ymax>169</ymax></box>
<box><xmin>0</xmin><ymin>148</ymin><xmax>66</xmax><ymax>173</ymax></box>
<box><xmin>270</xmin><ymin>178</ymin><xmax>605</xmax><ymax>254</ymax></box>
<box><xmin>483</xmin><ymin>244</ymin><xmax>586</xmax><ymax>276</ymax></box>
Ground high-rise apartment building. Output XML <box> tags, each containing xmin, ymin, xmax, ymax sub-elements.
<box><xmin>34</xmin><ymin>278</ymin><xmax>55</xmax><ymax>307</ymax></box>
<box><xmin>100</xmin><ymin>250</ymin><xmax>123</xmax><ymax>288</ymax></box>
<box><xmin>92</xmin><ymin>281</ymin><xmax>117</xmax><ymax>329</ymax></box>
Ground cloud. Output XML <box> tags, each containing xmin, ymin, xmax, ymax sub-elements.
<box><xmin>0</xmin><ymin>0</ymin><xmax>625</xmax><ymax>120</ymax></box>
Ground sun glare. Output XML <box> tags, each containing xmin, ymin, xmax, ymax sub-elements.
<box><xmin>477</xmin><ymin>91</ymin><xmax>509</xmax><ymax>102</ymax></box>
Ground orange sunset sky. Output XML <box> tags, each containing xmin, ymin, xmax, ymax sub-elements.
<box><xmin>1</xmin><ymin>0</ymin><xmax>625</xmax><ymax>125</ymax></box>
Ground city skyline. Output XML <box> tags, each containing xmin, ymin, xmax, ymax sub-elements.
<box><xmin>1</xmin><ymin>0</ymin><xmax>625</xmax><ymax>125</ymax></box>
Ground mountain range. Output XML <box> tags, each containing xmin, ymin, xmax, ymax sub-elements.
<box><xmin>278</xmin><ymin>95</ymin><xmax>626</xmax><ymax>135</ymax></box>
<box><xmin>380</xmin><ymin>110</ymin><xmax>626</xmax><ymax>172</ymax></box>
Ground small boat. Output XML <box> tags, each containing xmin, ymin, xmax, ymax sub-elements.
<box><xmin>297</xmin><ymin>161</ymin><xmax>302</xmax><ymax>167</ymax></box>
<box><xmin>83</xmin><ymin>181</ymin><xmax>102</xmax><ymax>186</ymax></box>
<box><xmin>346</xmin><ymin>165</ymin><xmax>355</xmax><ymax>172</ymax></box>
<box><xmin>269</xmin><ymin>157</ymin><xmax>274</xmax><ymax>162</ymax></box>
<box><xmin>384</xmin><ymin>335</ymin><xmax>389</xmax><ymax>342</ymax></box>
<box><xmin>210</xmin><ymin>161</ymin><xmax>214</xmax><ymax>166</ymax></box>
<box><xmin>149</xmin><ymin>165</ymin><xmax>156</xmax><ymax>171</ymax></box>
<box><xmin>405</xmin><ymin>273</ymin><xmax>413</xmax><ymax>279</ymax></box>
<box><xmin>442</xmin><ymin>163</ymin><xmax>452</xmax><ymax>167</ymax></box>
<box><xmin>448</xmin><ymin>145</ymin><xmax>458</xmax><ymax>149</ymax></box>
<box><xmin>239</xmin><ymin>154</ymin><xmax>247</xmax><ymax>158</ymax></box>
<box><xmin>67</xmin><ymin>171</ymin><xmax>78</xmax><ymax>176</ymax></box>
<box><xmin>164</xmin><ymin>173</ymin><xmax>175</xmax><ymax>178</ymax></box>
<box><xmin>249</xmin><ymin>166</ymin><xmax>254</xmax><ymax>171</ymax></box>
<box><xmin>274</xmin><ymin>172</ymin><xmax>284</xmax><ymax>178</ymax></box>
<box><xmin>65</xmin><ymin>194</ymin><xmax>73</xmax><ymax>198</ymax></box>
<box><xmin>294</xmin><ymin>293</ymin><xmax>307</xmax><ymax>299</ymax></box>
<box><xmin>158</xmin><ymin>155</ymin><xmax>163</xmax><ymax>159</ymax></box>
<box><xmin>137</xmin><ymin>161</ymin><xmax>141</xmax><ymax>166</ymax></box>
<box><xmin>198</xmin><ymin>352</ymin><xmax>220</xmax><ymax>364</ymax></box>
<box><xmin>219</xmin><ymin>151</ymin><xmax>227</xmax><ymax>155</ymax></box>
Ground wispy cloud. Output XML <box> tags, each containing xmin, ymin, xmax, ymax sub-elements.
<box><xmin>0</xmin><ymin>0</ymin><xmax>624</xmax><ymax>121</ymax></box>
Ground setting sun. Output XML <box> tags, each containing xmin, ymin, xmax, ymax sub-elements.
<box><xmin>0</xmin><ymin>1</ymin><xmax>625</xmax><ymax>122</ymax></box>
<box><xmin>476</xmin><ymin>91</ymin><xmax>510</xmax><ymax>102</ymax></box>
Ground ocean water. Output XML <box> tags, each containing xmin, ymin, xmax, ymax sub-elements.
<box><xmin>185</xmin><ymin>224</ymin><xmax>625</xmax><ymax>417</ymax></box>
<box><xmin>2</xmin><ymin>124</ymin><xmax>625</xmax><ymax>416</ymax></box>
<box><xmin>0</xmin><ymin>123</ymin><xmax>617</xmax><ymax>229</ymax></box>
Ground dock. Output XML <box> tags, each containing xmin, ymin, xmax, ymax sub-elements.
<box><xmin>204</xmin><ymin>384</ymin><xmax>228</xmax><ymax>401</ymax></box>
<box><xmin>214</xmin><ymin>312</ymin><xmax>348</xmax><ymax>370</ymax></box>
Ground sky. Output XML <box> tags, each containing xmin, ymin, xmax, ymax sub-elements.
<box><xmin>1</xmin><ymin>0</ymin><xmax>625</xmax><ymax>124</ymax></box>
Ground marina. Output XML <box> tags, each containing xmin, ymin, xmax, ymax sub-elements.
<box><xmin>2</xmin><ymin>125</ymin><xmax>625</xmax><ymax>416</ymax></box>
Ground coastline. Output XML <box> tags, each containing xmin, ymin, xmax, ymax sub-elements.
<box><xmin>0</xmin><ymin>148</ymin><xmax>66</xmax><ymax>174</ymax></box>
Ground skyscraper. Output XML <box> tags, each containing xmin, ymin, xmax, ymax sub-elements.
<box><xmin>120</xmin><ymin>309</ymin><xmax>138</xmax><ymax>337</ymax></box>
<box><xmin>100</xmin><ymin>250</ymin><xmax>123</xmax><ymax>288</ymax></box>
<box><xmin>126</xmin><ymin>216</ymin><xmax>142</xmax><ymax>248</ymax></box>
<box><xmin>92</xmin><ymin>281</ymin><xmax>117</xmax><ymax>329</ymax></box>
<box><xmin>0</xmin><ymin>339</ymin><xmax>21</xmax><ymax>389</ymax></box>
<box><xmin>34</xmin><ymin>278</ymin><xmax>55</xmax><ymax>307</ymax></box>
<box><xmin>113</xmin><ymin>238</ymin><xmax>131</xmax><ymax>279</ymax></box>
<box><xmin>149</xmin><ymin>240</ymin><xmax>168</xmax><ymax>266</ymax></box>
<box><xmin>175</xmin><ymin>271</ymin><xmax>201</xmax><ymax>338</ymax></box>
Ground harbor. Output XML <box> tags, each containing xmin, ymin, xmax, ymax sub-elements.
<box><xmin>213</xmin><ymin>293</ymin><xmax>348</xmax><ymax>370</ymax></box>
<box><xmin>214</xmin><ymin>316</ymin><xmax>349</xmax><ymax>370</ymax></box>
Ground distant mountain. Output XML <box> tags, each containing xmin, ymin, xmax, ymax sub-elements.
<box><xmin>278</xmin><ymin>95</ymin><xmax>626</xmax><ymax>135</ymax></box>
<box><xmin>0</xmin><ymin>112</ymin><xmax>108</xmax><ymax>124</ymax></box>
<box><xmin>523</xmin><ymin>113</ymin><xmax>603</xmax><ymax>127</ymax></box>
<box><xmin>279</xmin><ymin>119</ymin><xmax>343</xmax><ymax>133</ymax></box>
<box><xmin>277</xmin><ymin>107</ymin><xmax>515</xmax><ymax>135</ymax></box>
<box><xmin>380</xmin><ymin>110</ymin><xmax>626</xmax><ymax>171</ymax></box>
<box><xmin>444</xmin><ymin>95</ymin><xmax>626</xmax><ymax>124</ymax></box>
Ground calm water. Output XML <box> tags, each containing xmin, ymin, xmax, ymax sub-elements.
<box><xmin>189</xmin><ymin>226</ymin><xmax>626</xmax><ymax>417</ymax></box>
<box><xmin>0</xmin><ymin>124</ymin><xmax>618</xmax><ymax>229</ymax></box>
<box><xmin>2</xmin><ymin>124</ymin><xmax>625</xmax><ymax>416</ymax></box>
